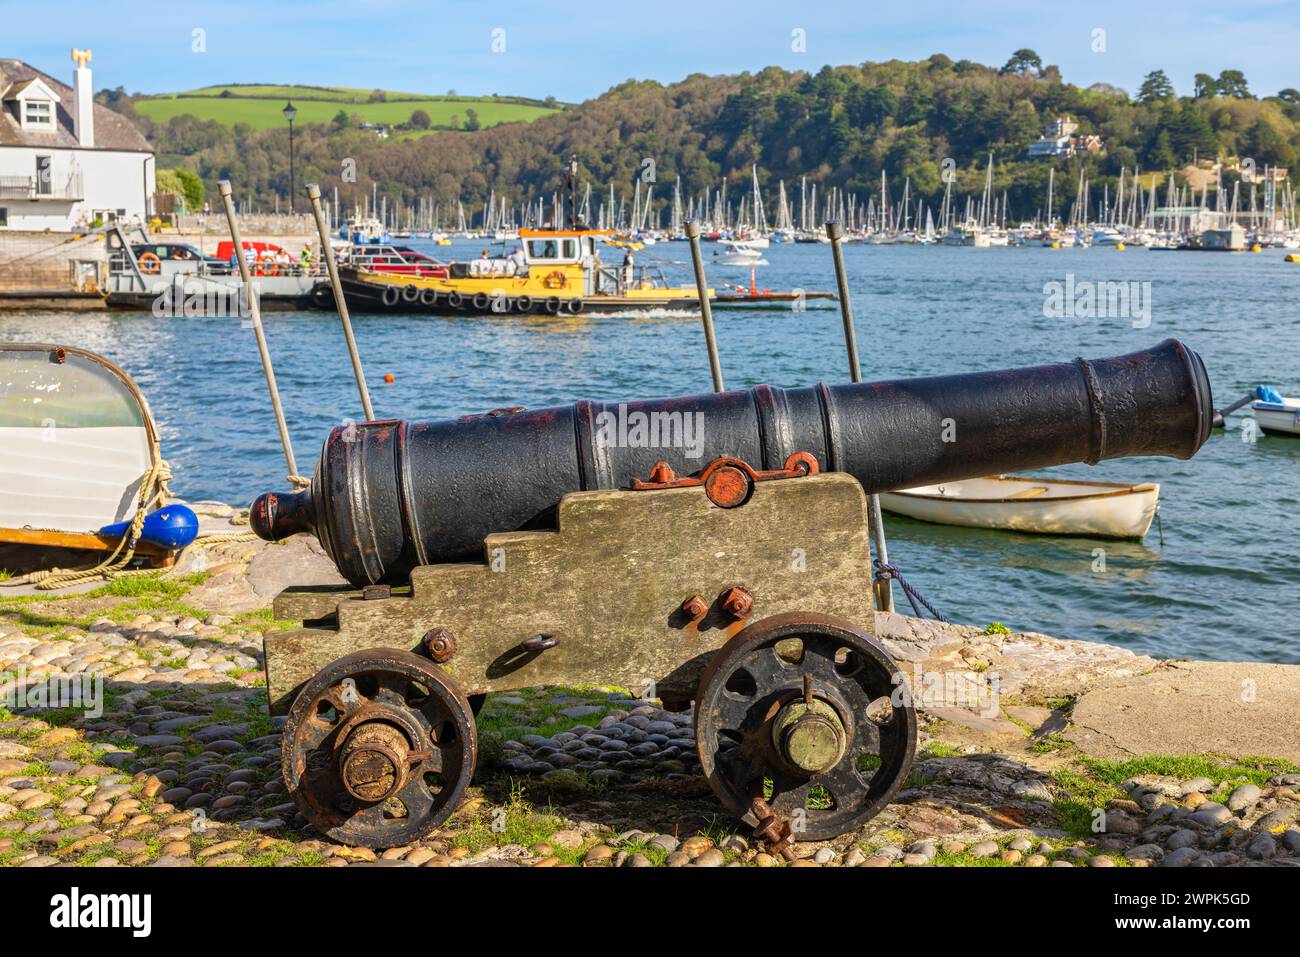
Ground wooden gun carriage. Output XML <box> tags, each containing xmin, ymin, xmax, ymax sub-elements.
<box><xmin>254</xmin><ymin>339</ymin><xmax>1212</xmax><ymax>850</ymax></box>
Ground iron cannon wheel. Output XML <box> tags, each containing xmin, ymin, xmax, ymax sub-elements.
<box><xmin>282</xmin><ymin>648</ymin><xmax>477</xmax><ymax>848</ymax></box>
<box><xmin>694</xmin><ymin>612</ymin><xmax>916</xmax><ymax>842</ymax></box>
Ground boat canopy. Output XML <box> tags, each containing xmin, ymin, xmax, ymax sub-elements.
<box><xmin>0</xmin><ymin>344</ymin><xmax>158</xmax><ymax>532</ymax></box>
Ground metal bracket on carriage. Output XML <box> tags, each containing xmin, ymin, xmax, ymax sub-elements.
<box><xmin>630</xmin><ymin>452</ymin><xmax>820</xmax><ymax>509</ymax></box>
<box><xmin>745</xmin><ymin>797</ymin><xmax>798</xmax><ymax>863</ymax></box>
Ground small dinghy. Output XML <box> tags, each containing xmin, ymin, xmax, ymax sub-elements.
<box><xmin>878</xmin><ymin>475</ymin><xmax>1161</xmax><ymax>539</ymax></box>
<box><xmin>1250</xmin><ymin>385</ymin><xmax>1300</xmax><ymax>436</ymax></box>
<box><xmin>0</xmin><ymin>343</ymin><xmax>192</xmax><ymax>561</ymax></box>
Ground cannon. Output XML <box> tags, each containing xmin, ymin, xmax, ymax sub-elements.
<box><xmin>254</xmin><ymin>339</ymin><xmax>1211</xmax><ymax>851</ymax></box>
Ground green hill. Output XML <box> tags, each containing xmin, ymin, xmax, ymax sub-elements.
<box><xmin>132</xmin><ymin>85</ymin><xmax>559</xmax><ymax>133</ymax></box>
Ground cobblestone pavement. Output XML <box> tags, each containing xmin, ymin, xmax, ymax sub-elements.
<box><xmin>2</xmin><ymin>516</ymin><xmax>1298</xmax><ymax>868</ymax></box>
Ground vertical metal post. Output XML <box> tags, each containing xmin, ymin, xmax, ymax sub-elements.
<box><xmin>684</xmin><ymin>220</ymin><xmax>725</xmax><ymax>393</ymax></box>
<box><xmin>217</xmin><ymin>180</ymin><xmax>302</xmax><ymax>484</ymax></box>
<box><xmin>306</xmin><ymin>183</ymin><xmax>375</xmax><ymax>422</ymax></box>
<box><xmin>825</xmin><ymin>220</ymin><xmax>893</xmax><ymax>612</ymax></box>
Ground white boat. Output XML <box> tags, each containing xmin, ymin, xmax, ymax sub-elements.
<box><xmin>0</xmin><ymin>344</ymin><xmax>161</xmax><ymax>541</ymax></box>
<box><xmin>878</xmin><ymin>475</ymin><xmax>1161</xmax><ymax>539</ymax></box>
<box><xmin>713</xmin><ymin>242</ymin><xmax>767</xmax><ymax>266</ymax></box>
<box><xmin>1252</xmin><ymin>397</ymin><xmax>1300</xmax><ymax>435</ymax></box>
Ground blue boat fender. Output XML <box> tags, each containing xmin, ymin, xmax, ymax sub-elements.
<box><xmin>99</xmin><ymin>504</ymin><xmax>200</xmax><ymax>551</ymax></box>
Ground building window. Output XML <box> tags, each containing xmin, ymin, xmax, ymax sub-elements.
<box><xmin>24</xmin><ymin>99</ymin><xmax>53</xmax><ymax>127</ymax></box>
<box><xmin>35</xmin><ymin>156</ymin><xmax>52</xmax><ymax>195</ymax></box>
<box><xmin>0</xmin><ymin>208</ymin><xmax>8</xmax><ymax>227</ymax></box>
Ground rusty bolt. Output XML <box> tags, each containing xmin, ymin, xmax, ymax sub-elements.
<box><xmin>423</xmin><ymin>627</ymin><xmax>457</xmax><ymax>663</ymax></box>
<box><xmin>720</xmin><ymin>586</ymin><xmax>753</xmax><ymax>620</ymax></box>
<box><xmin>680</xmin><ymin>594</ymin><xmax>708</xmax><ymax>622</ymax></box>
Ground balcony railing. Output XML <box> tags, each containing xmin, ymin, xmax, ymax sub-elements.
<box><xmin>0</xmin><ymin>172</ymin><xmax>85</xmax><ymax>201</ymax></box>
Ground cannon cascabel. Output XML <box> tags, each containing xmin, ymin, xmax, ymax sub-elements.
<box><xmin>250</xmin><ymin>338</ymin><xmax>1212</xmax><ymax>587</ymax></box>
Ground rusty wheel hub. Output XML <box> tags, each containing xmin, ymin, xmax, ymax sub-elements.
<box><xmin>695</xmin><ymin>612</ymin><xmax>916</xmax><ymax>844</ymax></box>
<box><xmin>338</xmin><ymin>717</ymin><xmax>411</xmax><ymax>802</ymax></box>
<box><xmin>282</xmin><ymin>649</ymin><xmax>476</xmax><ymax>848</ymax></box>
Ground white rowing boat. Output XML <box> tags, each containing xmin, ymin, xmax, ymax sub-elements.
<box><xmin>1252</xmin><ymin>397</ymin><xmax>1300</xmax><ymax>436</ymax></box>
<box><xmin>0</xmin><ymin>344</ymin><xmax>160</xmax><ymax>539</ymax></box>
<box><xmin>878</xmin><ymin>475</ymin><xmax>1160</xmax><ymax>539</ymax></box>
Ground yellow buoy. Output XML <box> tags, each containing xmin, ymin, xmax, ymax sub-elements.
<box><xmin>1286</xmin><ymin>254</ymin><xmax>1300</xmax><ymax>263</ymax></box>
<box><xmin>1116</xmin><ymin>242</ymin><xmax>1126</xmax><ymax>251</ymax></box>
<box><xmin>1251</xmin><ymin>244</ymin><xmax>1262</xmax><ymax>253</ymax></box>
<box><xmin>1051</xmin><ymin>241</ymin><xmax>1061</xmax><ymax>249</ymax></box>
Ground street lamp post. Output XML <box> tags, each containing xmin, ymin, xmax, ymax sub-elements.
<box><xmin>282</xmin><ymin>100</ymin><xmax>298</xmax><ymax>213</ymax></box>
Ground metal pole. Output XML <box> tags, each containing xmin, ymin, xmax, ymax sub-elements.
<box><xmin>825</xmin><ymin>220</ymin><xmax>893</xmax><ymax>613</ymax></box>
<box><xmin>288</xmin><ymin>119</ymin><xmax>295</xmax><ymax>214</ymax></box>
<box><xmin>217</xmin><ymin>180</ymin><xmax>302</xmax><ymax>483</ymax></box>
<box><xmin>306</xmin><ymin>183</ymin><xmax>375</xmax><ymax>422</ymax></box>
<box><xmin>684</xmin><ymin>220</ymin><xmax>725</xmax><ymax>392</ymax></box>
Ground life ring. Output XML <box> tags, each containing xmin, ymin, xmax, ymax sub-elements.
<box><xmin>563</xmin><ymin>298</ymin><xmax>582</xmax><ymax>315</ymax></box>
<box><xmin>471</xmin><ymin>292</ymin><xmax>491</xmax><ymax>311</ymax></box>
<box><xmin>514</xmin><ymin>295</ymin><xmax>534</xmax><ymax>313</ymax></box>
<box><xmin>138</xmin><ymin>251</ymin><xmax>161</xmax><ymax>275</ymax></box>
<box><xmin>446</xmin><ymin>290</ymin><xmax>464</xmax><ymax>308</ymax></box>
<box><xmin>419</xmin><ymin>287</ymin><xmax>438</xmax><ymax>307</ymax></box>
<box><xmin>544</xmin><ymin>297</ymin><xmax>561</xmax><ymax>314</ymax></box>
<box><xmin>543</xmin><ymin>270</ymin><xmax>567</xmax><ymax>289</ymax></box>
<box><xmin>402</xmin><ymin>284</ymin><xmax>420</xmax><ymax>303</ymax></box>
<box><xmin>381</xmin><ymin>285</ymin><xmax>401</xmax><ymax>307</ymax></box>
<box><xmin>257</xmin><ymin>253</ymin><xmax>280</xmax><ymax>277</ymax></box>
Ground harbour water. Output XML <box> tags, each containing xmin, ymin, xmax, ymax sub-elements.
<box><xmin>2</xmin><ymin>241</ymin><xmax>1297</xmax><ymax>663</ymax></box>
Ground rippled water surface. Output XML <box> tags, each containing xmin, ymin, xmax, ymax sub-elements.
<box><xmin>3</xmin><ymin>240</ymin><xmax>1298</xmax><ymax>663</ymax></box>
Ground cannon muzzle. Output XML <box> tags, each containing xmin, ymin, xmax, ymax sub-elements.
<box><xmin>252</xmin><ymin>339</ymin><xmax>1212</xmax><ymax>586</ymax></box>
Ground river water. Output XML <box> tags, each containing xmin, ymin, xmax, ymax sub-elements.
<box><xmin>3</xmin><ymin>240</ymin><xmax>1297</xmax><ymax>663</ymax></box>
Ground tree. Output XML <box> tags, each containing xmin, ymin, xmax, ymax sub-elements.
<box><xmin>1277</xmin><ymin>88</ymin><xmax>1300</xmax><ymax>105</ymax></box>
<box><xmin>173</xmin><ymin>167</ymin><xmax>204</xmax><ymax>212</ymax></box>
<box><xmin>1146</xmin><ymin>129</ymin><xmax>1176</xmax><ymax>170</ymax></box>
<box><xmin>331</xmin><ymin>110</ymin><xmax>350</xmax><ymax>130</ymax></box>
<box><xmin>1001</xmin><ymin>49</ymin><xmax>1042</xmax><ymax>76</ymax></box>
<box><xmin>463</xmin><ymin>108</ymin><xmax>481</xmax><ymax>131</ymax></box>
<box><xmin>1217</xmin><ymin>70</ymin><xmax>1250</xmax><ymax>98</ymax></box>
<box><xmin>156</xmin><ymin>167</ymin><xmax>204</xmax><ymax>212</ymax></box>
<box><xmin>1138</xmin><ymin>70</ymin><xmax>1175</xmax><ymax>102</ymax></box>
<box><xmin>368</xmin><ymin>89</ymin><xmax>387</xmax><ymax>102</ymax></box>
<box><xmin>409</xmin><ymin>109</ymin><xmax>431</xmax><ymax>129</ymax></box>
<box><xmin>1193</xmin><ymin>73</ymin><xmax>1218</xmax><ymax>99</ymax></box>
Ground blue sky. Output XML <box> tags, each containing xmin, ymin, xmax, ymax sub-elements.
<box><xmin>5</xmin><ymin>0</ymin><xmax>1298</xmax><ymax>102</ymax></box>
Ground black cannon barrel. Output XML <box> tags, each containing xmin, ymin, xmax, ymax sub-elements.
<box><xmin>251</xmin><ymin>338</ymin><xmax>1212</xmax><ymax>586</ymax></box>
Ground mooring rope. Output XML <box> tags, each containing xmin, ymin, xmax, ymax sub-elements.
<box><xmin>873</xmin><ymin>559</ymin><xmax>949</xmax><ymax>623</ymax></box>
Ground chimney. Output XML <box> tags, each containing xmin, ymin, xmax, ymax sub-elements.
<box><xmin>71</xmin><ymin>47</ymin><xmax>94</xmax><ymax>147</ymax></box>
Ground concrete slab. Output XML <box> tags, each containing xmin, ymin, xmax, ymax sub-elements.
<box><xmin>1067</xmin><ymin>661</ymin><xmax>1300</xmax><ymax>763</ymax></box>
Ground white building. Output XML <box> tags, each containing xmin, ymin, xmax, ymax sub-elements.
<box><xmin>0</xmin><ymin>50</ymin><xmax>154</xmax><ymax>231</ymax></box>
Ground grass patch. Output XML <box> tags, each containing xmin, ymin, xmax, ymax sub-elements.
<box><xmin>449</xmin><ymin>782</ymin><xmax>587</xmax><ymax>864</ymax></box>
<box><xmin>1029</xmin><ymin>734</ymin><xmax>1073</xmax><ymax>754</ymax></box>
<box><xmin>1048</xmin><ymin>753</ymin><xmax>1300</xmax><ymax>838</ymax></box>
<box><xmin>1080</xmin><ymin>754</ymin><xmax>1299</xmax><ymax>789</ymax></box>
<box><xmin>918</xmin><ymin>742</ymin><xmax>965</xmax><ymax>759</ymax></box>
<box><xmin>134</xmin><ymin>93</ymin><xmax>558</xmax><ymax>131</ymax></box>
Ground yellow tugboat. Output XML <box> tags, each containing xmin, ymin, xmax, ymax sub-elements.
<box><xmin>335</xmin><ymin>159</ymin><xmax>709</xmax><ymax>316</ymax></box>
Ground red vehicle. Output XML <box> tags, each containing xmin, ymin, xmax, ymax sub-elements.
<box><xmin>215</xmin><ymin>240</ymin><xmax>299</xmax><ymax>275</ymax></box>
<box><xmin>346</xmin><ymin>244</ymin><xmax>449</xmax><ymax>278</ymax></box>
